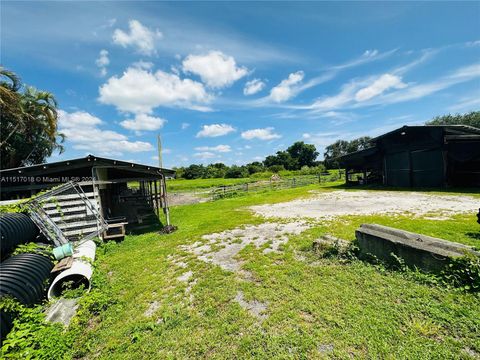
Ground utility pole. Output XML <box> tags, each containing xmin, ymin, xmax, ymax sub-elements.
<box><xmin>157</xmin><ymin>134</ymin><xmax>163</xmax><ymax>168</ymax></box>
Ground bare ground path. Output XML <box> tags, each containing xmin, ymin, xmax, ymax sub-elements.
<box><xmin>251</xmin><ymin>189</ymin><xmax>480</xmax><ymax>220</ymax></box>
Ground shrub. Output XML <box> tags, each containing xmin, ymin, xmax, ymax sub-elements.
<box><xmin>267</xmin><ymin>165</ymin><xmax>285</xmax><ymax>173</ymax></box>
<box><xmin>0</xmin><ymin>298</ymin><xmax>73</xmax><ymax>359</ymax></box>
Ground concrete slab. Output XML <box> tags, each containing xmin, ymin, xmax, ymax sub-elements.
<box><xmin>356</xmin><ymin>224</ymin><xmax>478</xmax><ymax>273</ymax></box>
<box><xmin>45</xmin><ymin>298</ymin><xmax>78</xmax><ymax>327</ymax></box>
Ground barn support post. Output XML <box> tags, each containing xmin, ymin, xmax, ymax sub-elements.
<box><xmin>154</xmin><ymin>180</ymin><xmax>160</xmax><ymax>216</ymax></box>
<box><xmin>148</xmin><ymin>181</ymin><xmax>153</xmax><ymax>208</ymax></box>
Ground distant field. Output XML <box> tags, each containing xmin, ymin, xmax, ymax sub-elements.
<box><xmin>166</xmin><ymin>170</ymin><xmax>342</xmax><ymax>192</ymax></box>
<box><xmin>166</xmin><ymin>177</ymin><xmax>253</xmax><ymax>192</ymax></box>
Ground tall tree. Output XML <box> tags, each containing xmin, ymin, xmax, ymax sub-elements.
<box><xmin>286</xmin><ymin>141</ymin><xmax>319</xmax><ymax>168</ymax></box>
<box><xmin>263</xmin><ymin>151</ymin><xmax>298</xmax><ymax>170</ymax></box>
<box><xmin>323</xmin><ymin>137</ymin><xmax>372</xmax><ymax>169</ymax></box>
<box><xmin>1</xmin><ymin>68</ymin><xmax>64</xmax><ymax>169</ymax></box>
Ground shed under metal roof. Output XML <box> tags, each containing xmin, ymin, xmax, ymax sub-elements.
<box><xmin>0</xmin><ymin>154</ymin><xmax>175</xmax><ymax>177</ymax></box>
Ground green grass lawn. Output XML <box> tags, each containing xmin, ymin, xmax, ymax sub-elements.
<box><xmin>3</xmin><ymin>184</ymin><xmax>480</xmax><ymax>359</ymax></box>
<box><xmin>166</xmin><ymin>171</ymin><xmax>342</xmax><ymax>192</ymax></box>
<box><xmin>166</xmin><ymin>177</ymin><xmax>254</xmax><ymax>192</ymax></box>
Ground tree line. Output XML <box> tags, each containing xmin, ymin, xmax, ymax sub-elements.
<box><xmin>174</xmin><ymin>142</ymin><xmax>325</xmax><ymax>179</ymax></box>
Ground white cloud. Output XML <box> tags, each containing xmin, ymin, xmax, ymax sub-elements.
<box><xmin>241</xmin><ymin>127</ymin><xmax>281</xmax><ymax>140</ymax></box>
<box><xmin>181</xmin><ymin>122</ymin><xmax>190</xmax><ymax>130</ymax></box>
<box><xmin>306</xmin><ymin>132</ymin><xmax>345</xmax><ymax>146</ymax></box>
<box><xmin>98</xmin><ymin>66</ymin><xmax>211</xmax><ymax>113</ymax></box>
<box><xmin>243</xmin><ymin>79</ymin><xmax>265</xmax><ymax>95</ymax></box>
<box><xmin>298</xmin><ymin>63</ymin><xmax>480</xmax><ymax>116</ymax></box>
<box><xmin>269</xmin><ymin>71</ymin><xmax>304</xmax><ymax>103</ymax></box>
<box><xmin>182</xmin><ymin>50</ymin><xmax>248</xmax><ymax>88</ymax></box>
<box><xmin>378</xmin><ymin>63</ymin><xmax>480</xmax><ymax>105</ymax></box>
<box><xmin>194</xmin><ymin>145</ymin><xmax>231</xmax><ymax>153</ymax></box>
<box><xmin>466</xmin><ymin>40</ymin><xmax>480</xmax><ymax>47</ymax></box>
<box><xmin>332</xmin><ymin>48</ymin><xmax>397</xmax><ymax>70</ymax></box>
<box><xmin>355</xmin><ymin>74</ymin><xmax>406</xmax><ymax>101</ymax></box>
<box><xmin>58</xmin><ymin>110</ymin><xmax>153</xmax><ymax>156</ymax></box>
<box><xmin>112</xmin><ymin>19</ymin><xmax>162</xmax><ymax>56</ymax></box>
<box><xmin>193</xmin><ymin>151</ymin><xmax>217</xmax><ymax>159</ymax></box>
<box><xmin>448</xmin><ymin>95</ymin><xmax>480</xmax><ymax>112</ymax></box>
<box><xmin>309</xmin><ymin>81</ymin><xmax>359</xmax><ymax>111</ymax></box>
<box><xmin>95</xmin><ymin>49</ymin><xmax>109</xmax><ymax>77</ymax></box>
<box><xmin>120</xmin><ymin>113</ymin><xmax>167</xmax><ymax>131</ymax></box>
<box><xmin>302</xmin><ymin>133</ymin><xmax>311</xmax><ymax>139</ymax></box>
<box><xmin>131</xmin><ymin>60</ymin><xmax>154</xmax><ymax>70</ymax></box>
<box><xmin>196</xmin><ymin>124</ymin><xmax>236</xmax><ymax>138</ymax></box>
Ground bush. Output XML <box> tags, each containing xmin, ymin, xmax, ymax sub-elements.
<box><xmin>268</xmin><ymin>165</ymin><xmax>285</xmax><ymax>173</ymax></box>
<box><xmin>225</xmin><ymin>165</ymin><xmax>248</xmax><ymax>178</ymax></box>
<box><xmin>0</xmin><ymin>298</ymin><xmax>73</xmax><ymax>359</ymax></box>
<box><xmin>442</xmin><ymin>253</ymin><xmax>480</xmax><ymax>292</ymax></box>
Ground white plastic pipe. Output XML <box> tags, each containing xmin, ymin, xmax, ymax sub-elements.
<box><xmin>47</xmin><ymin>240</ymin><xmax>96</xmax><ymax>299</ymax></box>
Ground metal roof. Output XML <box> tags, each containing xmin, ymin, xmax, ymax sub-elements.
<box><xmin>0</xmin><ymin>154</ymin><xmax>175</xmax><ymax>177</ymax></box>
<box><xmin>336</xmin><ymin>146</ymin><xmax>378</xmax><ymax>162</ymax></box>
<box><xmin>371</xmin><ymin>124</ymin><xmax>480</xmax><ymax>141</ymax></box>
<box><xmin>336</xmin><ymin>124</ymin><xmax>480</xmax><ymax>163</ymax></box>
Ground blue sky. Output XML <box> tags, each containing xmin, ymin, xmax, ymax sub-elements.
<box><xmin>3</xmin><ymin>1</ymin><xmax>480</xmax><ymax>168</ymax></box>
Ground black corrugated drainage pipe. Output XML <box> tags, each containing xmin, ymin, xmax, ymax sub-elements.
<box><xmin>0</xmin><ymin>213</ymin><xmax>39</xmax><ymax>259</ymax></box>
<box><xmin>0</xmin><ymin>253</ymin><xmax>53</xmax><ymax>340</ymax></box>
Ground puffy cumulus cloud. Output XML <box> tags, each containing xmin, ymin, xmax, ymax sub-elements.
<box><xmin>113</xmin><ymin>19</ymin><xmax>162</xmax><ymax>56</ymax></box>
<box><xmin>194</xmin><ymin>144</ymin><xmax>231</xmax><ymax>153</ymax></box>
<box><xmin>241</xmin><ymin>127</ymin><xmax>281</xmax><ymax>140</ymax></box>
<box><xmin>98</xmin><ymin>66</ymin><xmax>211</xmax><ymax>113</ymax></box>
<box><xmin>196</xmin><ymin>124</ymin><xmax>236</xmax><ymax>138</ymax></box>
<box><xmin>95</xmin><ymin>49</ymin><xmax>109</xmax><ymax>76</ymax></box>
<box><xmin>58</xmin><ymin>110</ymin><xmax>103</xmax><ymax>127</ymax></box>
<box><xmin>269</xmin><ymin>71</ymin><xmax>304</xmax><ymax>103</ymax></box>
<box><xmin>58</xmin><ymin>110</ymin><xmax>153</xmax><ymax>156</ymax></box>
<box><xmin>355</xmin><ymin>74</ymin><xmax>406</xmax><ymax>102</ymax></box>
<box><xmin>182</xmin><ymin>50</ymin><xmax>248</xmax><ymax>88</ymax></box>
<box><xmin>243</xmin><ymin>78</ymin><xmax>265</xmax><ymax>95</ymax></box>
<box><xmin>193</xmin><ymin>151</ymin><xmax>217</xmax><ymax>159</ymax></box>
<box><xmin>120</xmin><ymin>113</ymin><xmax>166</xmax><ymax>131</ymax></box>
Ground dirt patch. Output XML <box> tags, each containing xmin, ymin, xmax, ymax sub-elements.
<box><xmin>144</xmin><ymin>301</ymin><xmax>160</xmax><ymax>317</ymax></box>
<box><xmin>177</xmin><ymin>270</ymin><xmax>193</xmax><ymax>282</ymax></box>
<box><xmin>183</xmin><ymin>222</ymin><xmax>311</xmax><ymax>272</ymax></box>
<box><xmin>168</xmin><ymin>192</ymin><xmax>208</xmax><ymax>206</ymax></box>
<box><xmin>251</xmin><ymin>190</ymin><xmax>479</xmax><ymax>220</ymax></box>
<box><xmin>234</xmin><ymin>291</ymin><xmax>267</xmax><ymax>320</ymax></box>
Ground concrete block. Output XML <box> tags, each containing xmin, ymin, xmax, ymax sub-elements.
<box><xmin>355</xmin><ymin>224</ymin><xmax>478</xmax><ymax>273</ymax></box>
<box><xmin>45</xmin><ymin>298</ymin><xmax>78</xmax><ymax>327</ymax></box>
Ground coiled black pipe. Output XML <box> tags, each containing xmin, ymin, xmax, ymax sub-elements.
<box><xmin>0</xmin><ymin>253</ymin><xmax>53</xmax><ymax>340</ymax></box>
<box><xmin>0</xmin><ymin>213</ymin><xmax>39</xmax><ymax>258</ymax></box>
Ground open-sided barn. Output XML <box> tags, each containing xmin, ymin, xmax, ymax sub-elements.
<box><xmin>338</xmin><ymin>125</ymin><xmax>480</xmax><ymax>187</ymax></box>
<box><xmin>0</xmin><ymin>155</ymin><xmax>175</xmax><ymax>231</ymax></box>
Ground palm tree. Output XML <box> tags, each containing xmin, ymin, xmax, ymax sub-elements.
<box><xmin>0</xmin><ymin>68</ymin><xmax>24</xmax><ymax>148</ymax></box>
<box><xmin>0</xmin><ymin>68</ymin><xmax>64</xmax><ymax>169</ymax></box>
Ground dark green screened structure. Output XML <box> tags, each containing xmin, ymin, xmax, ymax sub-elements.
<box><xmin>338</xmin><ymin>125</ymin><xmax>480</xmax><ymax>188</ymax></box>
